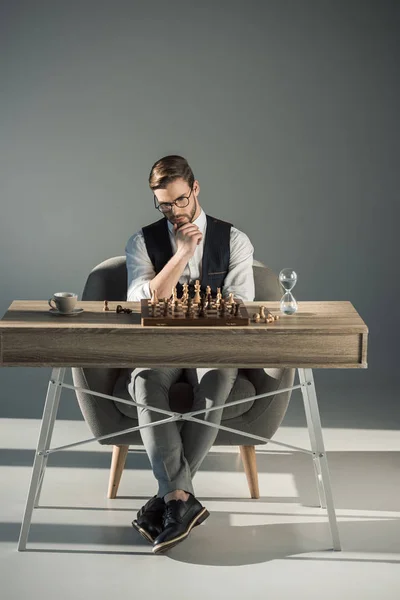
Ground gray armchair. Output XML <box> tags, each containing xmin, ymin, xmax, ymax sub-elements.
<box><xmin>71</xmin><ymin>258</ymin><xmax>295</xmax><ymax>499</ymax></box>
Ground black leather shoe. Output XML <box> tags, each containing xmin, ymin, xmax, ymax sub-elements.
<box><xmin>132</xmin><ymin>496</ymin><xmax>165</xmax><ymax>543</ymax></box>
<box><xmin>152</xmin><ymin>494</ymin><xmax>209</xmax><ymax>554</ymax></box>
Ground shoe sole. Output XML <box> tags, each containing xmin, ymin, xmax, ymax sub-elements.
<box><xmin>131</xmin><ymin>521</ymin><xmax>155</xmax><ymax>544</ymax></box>
<box><xmin>152</xmin><ymin>507</ymin><xmax>210</xmax><ymax>554</ymax></box>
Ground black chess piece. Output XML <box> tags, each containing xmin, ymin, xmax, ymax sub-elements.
<box><xmin>198</xmin><ymin>297</ymin><xmax>207</xmax><ymax>318</ymax></box>
<box><xmin>185</xmin><ymin>297</ymin><xmax>192</xmax><ymax>318</ymax></box>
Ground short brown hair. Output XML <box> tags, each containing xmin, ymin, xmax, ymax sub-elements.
<box><xmin>148</xmin><ymin>155</ymin><xmax>195</xmax><ymax>191</ymax></box>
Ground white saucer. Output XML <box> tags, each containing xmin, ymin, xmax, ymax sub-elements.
<box><xmin>49</xmin><ymin>308</ymin><xmax>84</xmax><ymax>317</ymax></box>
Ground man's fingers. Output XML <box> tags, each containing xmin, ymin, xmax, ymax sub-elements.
<box><xmin>178</xmin><ymin>230</ymin><xmax>200</xmax><ymax>238</ymax></box>
<box><xmin>176</xmin><ymin>223</ymin><xmax>200</xmax><ymax>233</ymax></box>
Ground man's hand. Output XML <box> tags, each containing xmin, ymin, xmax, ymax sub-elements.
<box><xmin>174</xmin><ymin>222</ymin><xmax>203</xmax><ymax>258</ymax></box>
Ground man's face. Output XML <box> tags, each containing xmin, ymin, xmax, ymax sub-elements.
<box><xmin>154</xmin><ymin>177</ymin><xmax>200</xmax><ymax>227</ymax></box>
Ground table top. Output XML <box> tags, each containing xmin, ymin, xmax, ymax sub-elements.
<box><xmin>1</xmin><ymin>300</ymin><xmax>368</xmax><ymax>331</ymax></box>
<box><xmin>0</xmin><ymin>300</ymin><xmax>368</xmax><ymax>368</ymax></box>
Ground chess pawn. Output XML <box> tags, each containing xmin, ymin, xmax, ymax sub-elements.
<box><xmin>266</xmin><ymin>308</ymin><xmax>280</xmax><ymax>321</ymax></box>
<box><xmin>103</xmin><ymin>300</ymin><xmax>109</xmax><ymax>311</ymax></box>
<box><xmin>228</xmin><ymin>292</ymin><xmax>234</xmax><ymax>305</ymax></box>
<box><xmin>216</xmin><ymin>287</ymin><xmax>222</xmax><ymax>306</ymax></box>
<box><xmin>151</xmin><ymin>289</ymin><xmax>158</xmax><ymax>305</ymax></box>
<box><xmin>252</xmin><ymin>313</ymin><xmax>260</xmax><ymax>322</ymax></box>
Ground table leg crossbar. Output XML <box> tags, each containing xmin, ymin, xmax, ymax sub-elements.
<box><xmin>18</xmin><ymin>367</ymin><xmax>341</xmax><ymax>551</ymax></box>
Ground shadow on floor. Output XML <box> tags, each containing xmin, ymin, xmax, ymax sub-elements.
<box><xmin>2</xmin><ymin>518</ymin><xmax>400</xmax><ymax>565</ymax></box>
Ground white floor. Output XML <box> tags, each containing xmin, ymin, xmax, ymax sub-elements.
<box><xmin>1</xmin><ymin>417</ymin><xmax>399</xmax><ymax>600</ymax></box>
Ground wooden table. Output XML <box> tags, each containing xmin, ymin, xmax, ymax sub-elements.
<box><xmin>0</xmin><ymin>299</ymin><xmax>368</xmax><ymax>552</ymax></box>
<box><xmin>0</xmin><ymin>300</ymin><xmax>368</xmax><ymax>368</ymax></box>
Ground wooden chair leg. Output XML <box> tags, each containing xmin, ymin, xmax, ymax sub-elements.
<box><xmin>107</xmin><ymin>445</ymin><xmax>129</xmax><ymax>499</ymax></box>
<box><xmin>239</xmin><ymin>445</ymin><xmax>260</xmax><ymax>499</ymax></box>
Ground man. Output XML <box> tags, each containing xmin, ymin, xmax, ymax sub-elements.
<box><xmin>125</xmin><ymin>155</ymin><xmax>255</xmax><ymax>553</ymax></box>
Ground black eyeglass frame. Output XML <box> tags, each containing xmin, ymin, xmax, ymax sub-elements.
<box><xmin>153</xmin><ymin>186</ymin><xmax>194</xmax><ymax>212</ymax></box>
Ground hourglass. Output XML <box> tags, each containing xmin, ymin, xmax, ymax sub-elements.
<box><xmin>279</xmin><ymin>269</ymin><xmax>298</xmax><ymax>315</ymax></box>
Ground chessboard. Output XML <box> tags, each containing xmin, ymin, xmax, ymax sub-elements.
<box><xmin>140</xmin><ymin>298</ymin><xmax>250</xmax><ymax>326</ymax></box>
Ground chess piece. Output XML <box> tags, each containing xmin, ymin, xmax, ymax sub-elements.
<box><xmin>279</xmin><ymin>268</ymin><xmax>298</xmax><ymax>315</ymax></box>
<box><xmin>174</xmin><ymin>300</ymin><xmax>180</xmax><ymax>314</ymax></box>
<box><xmin>206</xmin><ymin>285</ymin><xmax>211</xmax><ymax>297</ymax></box>
<box><xmin>198</xmin><ymin>297</ymin><xmax>207</xmax><ymax>318</ymax></box>
<box><xmin>259</xmin><ymin>306</ymin><xmax>266</xmax><ymax>319</ymax></box>
<box><xmin>228</xmin><ymin>292</ymin><xmax>234</xmax><ymax>305</ymax></box>
<box><xmin>151</xmin><ymin>289</ymin><xmax>158</xmax><ymax>305</ymax></box>
<box><xmin>252</xmin><ymin>313</ymin><xmax>260</xmax><ymax>322</ymax></box>
<box><xmin>171</xmin><ymin>285</ymin><xmax>178</xmax><ymax>306</ymax></box>
<box><xmin>219</xmin><ymin>298</ymin><xmax>226</xmax><ymax>316</ymax></box>
<box><xmin>216</xmin><ymin>287</ymin><xmax>222</xmax><ymax>307</ymax></box>
<box><xmin>264</xmin><ymin>307</ymin><xmax>280</xmax><ymax>322</ymax></box>
<box><xmin>234</xmin><ymin>303</ymin><xmax>240</xmax><ymax>316</ymax></box>
<box><xmin>103</xmin><ymin>300</ymin><xmax>109</xmax><ymax>311</ymax></box>
<box><xmin>182</xmin><ymin>283</ymin><xmax>189</xmax><ymax>303</ymax></box>
<box><xmin>185</xmin><ymin>297</ymin><xmax>193</xmax><ymax>318</ymax></box>
<box><xmin>193</xmin><ymin>280</ymin><xmax>201</xmax><ymax>304</ymax></box>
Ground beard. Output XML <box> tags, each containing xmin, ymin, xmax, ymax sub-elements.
<box><xmin>168</xmin><ymin>199</ymin><xmax>197</xmax><ymax>228</ymax></box>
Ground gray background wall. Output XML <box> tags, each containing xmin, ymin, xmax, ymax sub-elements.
<box><xmin>0</xmin><ymin>0</ymin><xmax>398</xmax><ymax>424</ymax></box>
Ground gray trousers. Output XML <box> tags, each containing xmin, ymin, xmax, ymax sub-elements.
<box><xmin>127</xmin><ymin>367</ymin><xmax>238</xmax><ymax>497</ymax></box>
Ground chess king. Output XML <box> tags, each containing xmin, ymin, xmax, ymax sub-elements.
<box><xmin>125</xmin><ymin>155</ymin><xmax>255</xmax><ymax>553</ymax></box>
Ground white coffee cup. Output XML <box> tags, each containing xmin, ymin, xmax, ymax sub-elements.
<box><xmin>48</xmin><ymin>292</ymin><xmax>78</xmax><ymax>313</ymax></box>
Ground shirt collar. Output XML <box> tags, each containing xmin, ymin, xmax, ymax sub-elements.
<box><xmin>167</xmin><ymin>208</ymin><xmax>206</xmax><ymax>233</ymax></box>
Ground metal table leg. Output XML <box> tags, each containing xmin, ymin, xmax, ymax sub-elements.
<box><xmin>18</xmin><ymin>368</ymin><xmax>66</xmax><ymax>551</ymax></box>
<box><xmin>298</xmin><ymin>368</ymin><xmax>341</xmax><ymax>551</ymax></box>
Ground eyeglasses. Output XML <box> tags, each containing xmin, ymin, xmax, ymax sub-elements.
<box><xmin>154</xmin><ymin>187</ymin><xmax>193</xmax><ymax>213</ymax></box>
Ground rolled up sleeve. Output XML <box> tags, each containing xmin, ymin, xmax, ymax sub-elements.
<box><xmin>223</xmin><ymin>228</ymin><xmax>255</xmax><ymax>302</ymax></box>
<box><xmin>125</xmin><ymin>231</ymin><xmax>155</xmax><ymax>301</ymax></box>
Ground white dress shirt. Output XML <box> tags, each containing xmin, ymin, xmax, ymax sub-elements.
<box><xmin>125</xmin><ymin>208</ymin><xmax>255</xmax><ymax>302</ymax></box>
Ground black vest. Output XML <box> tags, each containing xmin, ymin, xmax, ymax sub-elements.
<box><xmin>142</xmin><ymin>214</ymin><xmax>232</xmax><ymax>298</ymax></box>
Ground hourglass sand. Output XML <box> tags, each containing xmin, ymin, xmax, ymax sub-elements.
<box><xmin>279</xmin><ymin>268</ymin><xmax>298</xmax><ymax>315</ymax></box>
